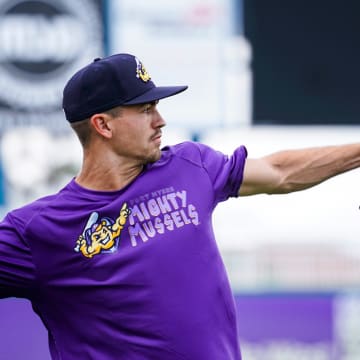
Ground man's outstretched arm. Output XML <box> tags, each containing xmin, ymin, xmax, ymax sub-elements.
<box><xmin>239</xmin><ymin>143</ymin><xmax>360</xmax><ymax>196</ymax></box>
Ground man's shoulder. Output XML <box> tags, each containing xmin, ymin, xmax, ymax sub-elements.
<box><xmin>6</xmin><ymin>187</ymin><xmax>68</xmax><ymax>230</ymax></box>
<box><xmin>161</xmin><ymin>141</ymin><xmax>214</xmax><ymax>167</ymax></box>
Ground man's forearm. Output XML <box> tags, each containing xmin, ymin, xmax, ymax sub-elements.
<box><xmin>265</xmin><ymin>143</ymin><xmax>360</xmax><ymax>193</ymax></box>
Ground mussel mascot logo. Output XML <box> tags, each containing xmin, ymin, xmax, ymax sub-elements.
<box><xmin>74</xmin><ymin>203</ymin><xmax>131</xmax><ymax>258</ymax></box>
<box><xmin>135</xmin><ymin>57</ymin><xmax>151</xmax><ymax>82</ymax></box>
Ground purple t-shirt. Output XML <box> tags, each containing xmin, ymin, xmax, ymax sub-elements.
<box><xmin>0</xmin><ymin>141</ymin><xmax>247</xmax><ymax>360</ymax></box>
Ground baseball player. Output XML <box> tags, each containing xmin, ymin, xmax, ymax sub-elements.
<box><xmin>0</xmin><ymin>53</ymin><xmax>360</xmax><ymax>359</ymax></box>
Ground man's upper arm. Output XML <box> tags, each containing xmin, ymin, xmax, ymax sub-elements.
<box><xmin>239</xmin><ymin>158</ymin><xmax>283</xmax><ymax>196</ymax></box>
<box><xmin>0</xmin><ymin>214</ymin><xmax>35</xmax><ymax>299</ymax></box>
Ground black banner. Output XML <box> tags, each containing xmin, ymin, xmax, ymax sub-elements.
<box><xmin>244</xmin><ymin>0</ymin><xmax>360</xmax><ymax>125</ymax></box>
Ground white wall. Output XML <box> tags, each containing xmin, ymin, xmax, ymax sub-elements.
<box><xmin>201</xmin><ymin>126</ymin><xmax>360</xmax><ymax>253</ymax></box>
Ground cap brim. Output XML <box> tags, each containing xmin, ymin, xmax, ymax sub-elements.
<box><xmin>123</xmin><ymin>85</ymin><xmax>188</xmax><ymax>105</ymax></box>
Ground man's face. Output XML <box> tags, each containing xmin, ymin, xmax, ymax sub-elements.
<box><xmin>109</xmin><ymin>101</ymin><xmax>166</xmax><ymax>164</ymax></box>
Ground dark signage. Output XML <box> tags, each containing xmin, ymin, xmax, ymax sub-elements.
<box><xmin>0</xmin><ymin>0</ymin><xmax>104</xmax><ymax>132</ymax></box>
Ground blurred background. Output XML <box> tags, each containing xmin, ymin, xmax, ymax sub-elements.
<box><xmin>0</xmin><ymin>0</ymin><xmax>360</xmax><ymax>359</ymax></box>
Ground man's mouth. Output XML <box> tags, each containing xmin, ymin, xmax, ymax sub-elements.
<box><xmin>151</xmin><ymin>132</ymin><xmax>162</xmax><ymax>145</ymax></box>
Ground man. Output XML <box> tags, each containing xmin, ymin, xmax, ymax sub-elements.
<box><xmin>0</xmin><ymin>53</ymin><xmax>359</xmax><ymax>360</ymax></box>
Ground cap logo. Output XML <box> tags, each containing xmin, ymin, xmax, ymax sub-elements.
<box><xmin>135</xmin><ymin>57</ymin><xmax>151</xmax><ymax>83</ymax></box>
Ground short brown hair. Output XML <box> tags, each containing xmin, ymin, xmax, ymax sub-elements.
<box><xmin>70</xmin><ymin>117</ymin><xmax>92</xmax><ymax>148</ymax></box>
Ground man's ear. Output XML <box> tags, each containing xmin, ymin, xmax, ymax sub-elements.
<box><xmin>90</xmin><ymin>113</ymin><xmax>113</xmax><ymax>139</ymax></box>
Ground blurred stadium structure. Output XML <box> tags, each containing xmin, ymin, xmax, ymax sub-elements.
<box><xmin>0</xmin><ymin>1</ymin><xmax>359</xmax><ymax>360</ymax></box>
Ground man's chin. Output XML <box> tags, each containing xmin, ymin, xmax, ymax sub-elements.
<box><xmin>144</xmin><ymin>149</ymin><xmax>161</xmax><ymax>164</ymax></box>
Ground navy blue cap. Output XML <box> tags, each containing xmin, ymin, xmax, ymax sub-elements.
<box><xmin>62</xmin><ymin>53</ymin><xmax>188</xmax><ymax>123</ymax></box>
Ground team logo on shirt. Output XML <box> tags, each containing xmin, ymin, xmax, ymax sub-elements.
<box><xmin>135</xmin><ymin>57</ymin><xmax>151</xmax><ymax>82</ymax></box>
<box><xmin>74</xmin><ymin>203</ymin><xmax>131</xmax><ymax>258</ymax></box>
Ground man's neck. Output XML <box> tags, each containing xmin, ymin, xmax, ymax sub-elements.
<box><xmin>75</xmin><ymin>155</ymin><xmax>144</xmax><ymax>191</ymax></box>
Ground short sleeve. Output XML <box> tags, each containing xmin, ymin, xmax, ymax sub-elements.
<box><xmin>197</xmin><ymin>143</ymin><xmax>247</xmax><ymax>203</ymax></box>
<box><xmin>0</xmin><ymin>213</ymin><xmax>35</xmax><ymax>299</ymax></box>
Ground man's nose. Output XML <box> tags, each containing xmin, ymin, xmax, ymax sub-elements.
<box><xmin>153</xmin><ymin>109</ymin><xmax>166</xmax><ymax>128</ymax></box>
